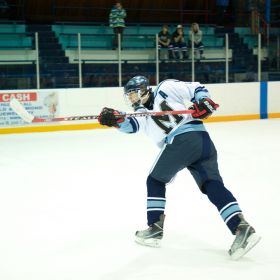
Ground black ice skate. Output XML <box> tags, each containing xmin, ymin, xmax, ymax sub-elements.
<box><xmin>229</xmin><ymin>214</ymin><xmax>261</xmax><ymax>260</ymax></box>
<box><xmin>135</xmin><ymin>214</ymin><xmax>165</xmax><ymax>248</ymax></box>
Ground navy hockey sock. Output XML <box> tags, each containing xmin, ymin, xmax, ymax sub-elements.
<box><xmin>146</xmin><ymin>175</ymin><xmax>166</xmax><ymax>226</ymax></box>
<box><xmin>204</xmin><ymin>180</ymin><xmax>242</xmax><ymax>234</ymax></box>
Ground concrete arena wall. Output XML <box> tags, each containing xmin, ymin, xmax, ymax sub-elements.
<box><xmin>0</xmin><ymin>81</ymin><xmax>279</xmax><ymax>134</ymax></box>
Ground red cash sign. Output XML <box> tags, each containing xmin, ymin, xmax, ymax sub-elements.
<box><xmin>0</xmin><ymin>92</ymin><xmax>38</xmax><ymax>103</ymax></box>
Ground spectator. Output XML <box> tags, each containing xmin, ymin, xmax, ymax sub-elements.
<box><xmin>109</xmin><ymin>1</ymin><xmax>127</xmax><ymax>50</ymax></box>
<box><xmin>188</xmin><ymin>22</ymin><xmax>205</xmax><ymax>60</ymax></box>
<box><xmin>170</xmin><ymin>24</ymin><xmax>188</xmax><ymax>60</ymax></box>
<box><xmin>157</xmin><ymin>24</ymin><xmax>173</xmax><ymax>60</ymax></box>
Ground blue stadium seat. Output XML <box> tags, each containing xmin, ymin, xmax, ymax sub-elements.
<box><xmin>59</xmin><ymin>34</ymin><xmax>112</xmax><ymax>49</ymax></box>
<box><xmin>54</xmin><ymin>24</ymin><xmax>223</xmax><ymax>51</ymax></box>
<box><xmin>122</xmin><ymin>36</ymin><xmax>155</xmax><ymax>48</ymax></box>
<box><xmin>233</xmin><ymin>27</ymin><xmax>258</xmax><ymax>49</ymax></box>
<box><xmin>0</xmin><ymin>34</ymin><xmax>32</xmax><ymax>48</ymax></box>
<box><xmin>52</xmin><ymin>25</ymin><xmax>112</xmax><ymax>35</ymax></box>
<box><xmin>204</xmin><ymin>36</ymin><xmax>224</xmax><ymax>47</ymax></box>
<box><xmin>242</xmin><ymin>35</ymin><xmax>258</xmax><ymax>49</ymax></box>
<box><xmin>234</xmin><ymin>27</ymin><xmax>251</xmax><ymax>35</ymax></box>
<box><xmin>138</xmin><ymin>26</ymin><xmax>161</xmax><ymax>35</ymax></box>
<box><xmin>0</xmin><ymin>24</ymin><xmax>26</xmax><ymax>33</ymax></box>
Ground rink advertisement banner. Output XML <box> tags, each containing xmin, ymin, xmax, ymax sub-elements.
<box><xmin>0</xmin><ymin>82</ymin><xmax>279</xmax><ymax>134</ymax></box>
<box><xmin>0</xmin><ymin>91</ymin><xmax>59</xmax><ymax>127</ymax></box>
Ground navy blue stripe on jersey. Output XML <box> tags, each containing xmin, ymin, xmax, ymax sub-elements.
<box><xmin>194</xmin><ymin>86</ymin><xmax>206</xmax><ymax>94</ymax></box>
<box><xmin>194</xmin><ymin>86</ymin><xmax>209</xmax><ymax>101</ymax></box>
<box><xmin>129</xmin><ymin>117</ymin><xmax>139</xmax><ymax>132</ymax></box>
<box><xmin>153</xmin><ymin>80</ymin><xmax>166</xmax><ymax>99</ymax></box>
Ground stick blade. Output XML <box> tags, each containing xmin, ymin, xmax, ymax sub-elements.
<box><xmin>9</xmin><ymin>98</ymin><xmax>34</xmax><ymax>123</ymax></box>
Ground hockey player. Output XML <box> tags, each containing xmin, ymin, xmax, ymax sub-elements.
<box><xmin>98</xmin><ymin>76</ymin><xmax>261</xmax><ymax>260</ymax></box>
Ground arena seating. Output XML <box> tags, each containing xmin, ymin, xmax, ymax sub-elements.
<box><xmin>0</xmin><ymin>34</ymin><xmax>32</xmax><ymax>48</ymax></box>
<box><xmin>234</xmin><ymin>27</ymin><xmax>258</xmax><ymax>49</ymax></box>
<box><xmin>52</xmin><ymin>24</ymin><xmax>223</xmax><ymax>50</ymax></box>
<box><xmin>0</xmin><ymin>22</ymin><xmax>268</xmax><ymax>88</ymax></box>
<box><xmin>0</xmin><ymin>23</ymin><xmax>26</xmax><ymax>33</ymax></box>
<box><xmin>0</xmin><ymin>23</ymin><xmax>32</xmax><ymax>49</ymax></box>
<box><xmin>0</xmin><ymin>23</ymin><xmax>35</xmax><ymax>89</ymax></box>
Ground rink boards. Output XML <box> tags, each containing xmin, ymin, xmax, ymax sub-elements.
<box><xmin>0</xmin><ymin>81</ymin><xmax>279</xmax><ymax>134</ymax></box>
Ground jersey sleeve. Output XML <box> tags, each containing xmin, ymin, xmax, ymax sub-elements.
<box><xmin>117</xmin><ymin>108</ymin><xmax>147</xmax><ymax>134</ymax></box>
<box><xmin>117</xmin><ymin>117</ymin><xmax>139</xmax><ymax>133</ymax></box>
<box><xmin>192</xmin><ymin>83</ymin><xmax>210</xmax><ymax>102</ymax></box>
<box><xmin>166</xmin><ymin>81</ymin><xmax>210</xmax><ymax>103</ymax></box>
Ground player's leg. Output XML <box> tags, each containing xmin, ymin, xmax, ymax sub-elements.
<box><xmin>135</xmin><ymin>175</ymin><xmax>166</xmax><ymax>247</ymax></box>
<box><xmin>203</xmin><ymin>180</ymin><xmax>260</xmax><ymax>259</ymax></box>
<box><xmin>135</xmin><ymin>139</ymin><xmax>189</xmax><ymax>247</ymax></box>
<box><xmin>136</xmin><ymin>132</ymin><xmax>213</xmax><ymax>247</ymax></box>
<box><xmin>188</xmin><ymin>131</ymin><xmax>261</xmax><ymax>259</ymax></box>
<box><xmin>135</xmin><ymin>142</ymin><xmax>169</xmax><ymax>248</ymax></box>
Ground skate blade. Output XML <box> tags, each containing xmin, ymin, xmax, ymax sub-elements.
<box><xmin>230</xmin><ymin>233</ymin><xmax>261</xmax><ymax>261</ymax></box>
<box><xmin>135</xmin><ymin>237</ymin><xmax>161</xmax><ymax>248</ymax></box>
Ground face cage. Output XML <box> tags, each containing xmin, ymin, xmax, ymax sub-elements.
<box><xmin>124</xmin><ymin>88</ymin><xmax>148</xmax><ymax>108</ymax></box>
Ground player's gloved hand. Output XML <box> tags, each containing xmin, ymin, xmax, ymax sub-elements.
<box><xmin>189</xmin><ymin>98</ymin><xmax>219</xmax><ymax>119</ymax></box>
<box><xmin>98</xmin><ymin>107</ymin><xmax>125</xmax><ymax>127</ymax></box>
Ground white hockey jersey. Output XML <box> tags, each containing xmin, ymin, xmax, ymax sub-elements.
<box><xmin>118</xmin><ymin>79</ymin><xmax>210</xmax><ymax>148</ymax></box>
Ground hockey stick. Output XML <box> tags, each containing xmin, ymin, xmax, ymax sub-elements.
<box><xmin>10</xmin><ymin>98</ymin><xmax>195</xmax><ymax>124</ymax></box>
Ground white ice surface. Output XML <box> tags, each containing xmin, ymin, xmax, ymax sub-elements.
<box><xmin>0</xmin><ymin>119</ymin><xmax>280</xmax><ymax>280</ymax></box>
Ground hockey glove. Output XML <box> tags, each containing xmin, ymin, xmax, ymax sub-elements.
<box><xmin>98</xmin><ymin>107</ymin><xmax>125</xmax><ymax>127</ymax></box>
<box><xmin>190</xmin><ymin>98</ymin><xmax>219</xmax><ymax>119</ymax></box>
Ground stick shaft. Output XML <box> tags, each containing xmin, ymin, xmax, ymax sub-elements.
<box><xmin>9</xmin><ymin>98</ymin><xmax>194</xmax><ymax>123</ymax></box>
<box><xmin>32</xmin><ymin>109</ymin><xmax>195</xmax><ymax>123</ymax></box>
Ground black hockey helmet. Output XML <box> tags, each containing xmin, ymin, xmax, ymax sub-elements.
<box><xmin>124</xmin><ymin>76</ymin><xmax>152</xmax><ymax>109</ymax></box>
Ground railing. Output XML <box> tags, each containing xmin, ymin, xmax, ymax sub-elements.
<box><xmin>0</xmin><ymin>31</ymin><xmax>279</xmax><ymax>89</ymax></box>
<box><xmin>0</xmin><ymin>30</ymin><xmax>37</xmax><ymax>89</ymax></box>
<box><xmin>64</xmin><ymin>32</ymin><xmax>231</xmax><ymax>87</ymax></box>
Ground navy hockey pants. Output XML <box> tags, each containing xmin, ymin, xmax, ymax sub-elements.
<box><xmin>147</xmin><ymin>131</ymin><xmax>242</xmax><ymax>234</ymax></box>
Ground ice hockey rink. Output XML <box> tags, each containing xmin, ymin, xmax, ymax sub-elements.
<box><xmin>0</xmin><ymin>119</ymin><xmax>279</xmax><ymax>280</ymax></box>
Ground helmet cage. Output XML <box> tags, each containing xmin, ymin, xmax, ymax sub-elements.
<box><xmin>124</xmin><ymin>87</ymin><xmax>149</xmax><ymax>108</ymax></box>
<box><xmin>124</xmin><ymin>76</ymin><xmax>150</xmax><ymax>109</ymax></box>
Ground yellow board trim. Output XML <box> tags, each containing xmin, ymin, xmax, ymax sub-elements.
<box><xmin>0</xmin><ymin>114</ymin><xmax>279</xmax><ymax>134</ymax></box>
<box><xmin>268</xmin><ymin>113</ymin><xmax>280</xmax><ymax>118</ymax></box>
<box><xmin>204</xmin><ymin>114</ymin><xmax>260</xmax><ymax>123</ymax></box>
<box><xmin>0</xmin><ymin>123</ymin><xmax>106</xmax><ymax>134</ymax></box>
